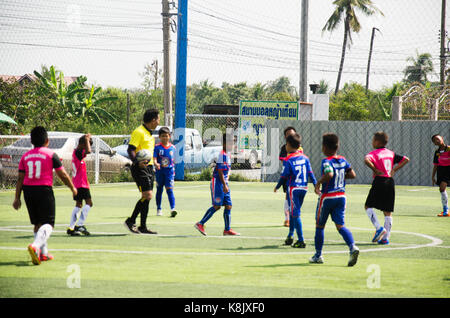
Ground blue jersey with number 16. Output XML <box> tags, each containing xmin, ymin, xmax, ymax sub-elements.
<box><xmin>280</xmin><ymin>151</ymin><xmax>317</xmax><ymax>189</ymax></box>
<box><xmin>320</xmin><ymin>156</ymin><xmax>352</xmax><ymax>194</ymax></box>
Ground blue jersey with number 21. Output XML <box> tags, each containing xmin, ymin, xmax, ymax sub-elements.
<box><xmin>280</xmin><ymin>151</ymin><xmax>316</xmax><ymax>189</ymax></box>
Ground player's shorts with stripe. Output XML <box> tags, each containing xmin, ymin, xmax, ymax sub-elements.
<box><xmin>365</xmin><ymin>176</ymin><xmax>395</xmax><ymax>212</ymax></box>
<box><xmin>73</xmin><ymin>187</ymin><xmax>91</xmax><ymax>201</ymax></box>
<box><xmin>288</xmin><ymin>187</ymin><xmax>307</xmax><ymax>218</ymax></box>
<box><xmin>23</xmin><ymin>185</ymin><xmax>55</xmax><ymax>227</ymax></box>
<box><xmin>131</xmin><ymin>164</ymin><xmax>154</xmax><ymax>192</ymax></box>
<box><xmin>315</xmin><ymin>192</ymin><xmax>346</xmax><ymax>227</ymax></box>
<box><xmin>436</xmin><ymin>166</ymin><xmax>450</xmax><ymax>185</ymax></box>
<box><xmin>210</xmin><ymin>178</ymin><xmax>232</xmax><ymax>207</ymax></box>
<box><xmin>156</xmin><ymin>169</ymin><xmax>175</xmax><ymax>189</ymax></box>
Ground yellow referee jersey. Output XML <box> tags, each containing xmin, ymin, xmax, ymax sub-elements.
<box><xmin>129</xmin><ymin>124</ymin><xmax>155</xmax><ymax>165</ymax></box>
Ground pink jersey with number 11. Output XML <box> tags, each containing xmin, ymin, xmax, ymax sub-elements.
<box><xmin>18</xmin><ymin>147</ymin><xmax>63</xmax><ymax>186</ymax></box>
<box><xmin>365</xmin><ymin>147</ymin><xmax>406</xmax><ymax>178</ymax></box>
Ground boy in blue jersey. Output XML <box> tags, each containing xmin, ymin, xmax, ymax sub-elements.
<box><xmin>310</xmin><ymin>133</ymin><xmax>359</xmax><ymax>267</ymax></box>
<box><xmin>153</xmin><ymin>127</ymin><xmax>177</xmax><ymax>218</ymax></box>
<box><xmin>275</xmin><ymin>133</ymin><xmax>316</xmax><ymax>248</ymax></box>
<box><xmin>195</xmin><ymin>133</ymin><xmax>240</xmax><ymax>236</ymax></box>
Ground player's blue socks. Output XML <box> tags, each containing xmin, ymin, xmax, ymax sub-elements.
<box><xmin>314</xmin><ymin>227</ymin><xmax>324</xmax><ymax>256</ymax></box>
<box><xmin>155</xmin><ymin>186</ymin><xmax>164</xmax><ymax>210</ymax></box>
<box><xmin>288</xmin><ymin>216</ymin><xmax>294</xmax><ymax>237</ymax></box>
<box><xmin>166</xmin><ymin>188</ymin><xmax>176</xmax><ymax>210</ymax></box>
<box><xmin>291</xmin><ymin>216</ymin><xmax>303</xmax><ymax>241</ymax></box>
<box><xmin>223</xmin><ymin>209</ymin><xmax>231</xmax><ymax>231</ymax></box>
<box><xmin>200</xmin><ymin>206</ymin><xmax>216</xmax><ymax>225</ymax></box>
<box><xmin>338</xmin><ymin>227</ymin><xmax>355</xmax><ymax>250</ymax></box>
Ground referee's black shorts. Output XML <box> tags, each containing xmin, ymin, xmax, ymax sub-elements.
<box><xmin>437</xmin><ymin>166</ymin><xmax>450</xmax><ymax>185</ymax></box>
<box><xmin>365</xmin><ymin>176</ymin><xmax>395</xmax><ymax>212</ymax></box>
<box><xmin>23</xmin><ymin>185</ymin><xmax>56</xmax><ymax>226</ymax></box>
<box><xmin>131</xmin><ymin>164</ymin><xmax>155</xmax><ymax>192</ymax></box>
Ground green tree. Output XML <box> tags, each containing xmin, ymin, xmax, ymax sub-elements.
<box><xmin>323</xmin><ymin>0</ymin><xmax>383</xmax><ymax>94</ymax></box>
<box><xmin>403</xmin><ymin>52</ymin><xmax>434</xmax><ymax>84</ymax></box>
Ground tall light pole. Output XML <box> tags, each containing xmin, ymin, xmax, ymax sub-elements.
<box><xmin>440</xmin><ymin>0</ymin><xmax>447</xmax><ymax>87</ymax></box>
<box><xmin>162</xmin><ymin>0</ymin><xmax>175</xmax><ymax>127</ymax></box>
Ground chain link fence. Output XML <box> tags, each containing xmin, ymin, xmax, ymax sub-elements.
<box><xmin>263</xmin><ymin>119</ymin><xmax>450</xmax><ymax>186</ymax></box>
<box><xmin>401</xmin><ymin>84</ymin><xmax>450</xmax><ymax>120</ymax></box>
<box><xmin>185</xmin><ymin>114</ymin><xmax>266</xmax><ymax>181</ymax></box>
<box><xmin>0</xmin><ymin>133</ymin><xmax>133</xmax><ymax>189</ymax></box>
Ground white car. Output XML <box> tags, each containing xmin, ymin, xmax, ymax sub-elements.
<box><xmin>0</xmin><ymin>132</ymin><xmax>132</xmax><ymax>184</ymax></box>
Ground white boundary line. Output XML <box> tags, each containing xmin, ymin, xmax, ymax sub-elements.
<box><xmin>0</xmin><ymin>224</ymin><xmax>443</xmax><ymax>256</ymax></box>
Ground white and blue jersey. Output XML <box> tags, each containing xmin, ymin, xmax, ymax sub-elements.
<box><xmin>211</xmin><ymin>150</ymin><xmax>232</xmax><ymax>206</ymax></box>
<box><xmin>154</xmin><ymin>143</ymin><xmax>175</xmax><ymax>188</ymax></box>
<box><xmin>276</xmin><ymin>151</ymin><xmax>316</xmax><ymax>217</ymax></box>
<box><xmin>316</xmin><ymin>155</ymin><xmax>352</xmax><ymax>227</ymax></box>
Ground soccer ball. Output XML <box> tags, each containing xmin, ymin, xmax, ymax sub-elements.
<box><xmin>136</xmin><ymin>149</ymin><xmax>152</xmax><ymax>162</ymax></box>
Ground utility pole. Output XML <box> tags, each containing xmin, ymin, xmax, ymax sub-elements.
<box><xmin>440</xmin><ymin>0</ymin><xmax>447</xmax><ymax>87</ymax></box>
<box><xmin>366</xmin><ymin>27</ymin><xmax>380</xmax><ymax>93</ymax></box>
<box><xmin>299</xmin><ymin>0</ymin><xmax>308</xmax><ymax>102</ymax></box>
<box><xmin>162</xmin><ymin>0</ymin><xmax>174</xmax><ymax>128</ymax></box>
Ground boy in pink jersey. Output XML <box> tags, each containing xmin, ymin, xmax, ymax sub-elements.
<box><xmin>364</xmin><ymin>131</ymin><xmax>409</xmax><ymax>245</ymax></box>
<box><xmin>67</xmin><ymin>134</ymin><xmax>93</xmax><ymax>236</ymax></box>
<box><xmin>12</xmin><ymin>126</ymin><xmax>77</xmax><ymax>265</ymax></box>
<box><xmin>431</xmin><ymin>134</ymin><xmax>450</xmax><ymax>217</ymax></box>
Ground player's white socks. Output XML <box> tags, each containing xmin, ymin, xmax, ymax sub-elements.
<box><xmin>77</xmin><ymin>204</ymin><xmax>91</xmax><ymax>226</ymax></box>
<box><xmin>284</xmin><ymin>200</ymin><xmax>289</xmax><ymax>221</ymax></box>
<box><xmin>32</xmin><ymin>224</ymin><xmax>53</xmax><ymax>249</ymax></box>
<box><xmin>366</xmin><ymin>208</ymin><xmax>380</xmax><ymax>230</ymax></box>
<box><xmin>383</xmin><ymin>216</ymin><xmax>393</xmax><ymax>240</ymax></box>
<box><xmin>441</xmin><ymin>191</ymin><xmax>448</xmax><ymax>211</ymax></box>
<box><xmin>70</xmin><ymin>207</ymin><xmax>81</xmax><ymax>229</ymax></box>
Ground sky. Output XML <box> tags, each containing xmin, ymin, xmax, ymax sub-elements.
<box><xmin>0</xmin><ymin>0</ymin><xmax>446</xmax><ymax>96</ymax></box>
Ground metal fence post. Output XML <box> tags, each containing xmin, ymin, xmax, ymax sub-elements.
<box><xmin>392</xmin><ymin>96</ymin><xmax>403</xmax><ymax>121</ymax></box>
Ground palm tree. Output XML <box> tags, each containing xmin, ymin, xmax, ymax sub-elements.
<box><xmin>323</xmin><ymin>0</ymin><xmax>383</xmax><ymax>94</ymax></box>
<box><xmin>403</xmin><ymin>52</ymin><xmax>434</xmax><ymax>84</ymax></box>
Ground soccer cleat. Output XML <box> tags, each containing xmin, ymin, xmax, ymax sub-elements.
<box><xmin>124</xmin><ymin>218</ymin><xmax>140</xmax><ymax>234</ymax></box>
<box><xmin>39</xmin><ymin>253</ymin><xmax>54</xmax><ymax>262</ymax></box>
<box><xmin>194</xmin><ymin>222</ymin><xmax>207</xmax><ymax>236</ymax></box>
<box><xmin>377</xmin><ymin>239</ymin><xmax>389</xmax><ymax>245</ymax></box>
<box><xmin>348</xmin><ymin>246</ymin><xmax>360</xmax><ymax>267</ymax></box>
<box><xmin>309</xmin><ymin>254</ymin><xmax>324</xmax><ymax>264</ymax></box>
<box><xmin>437</xmin><ymin>211</ymin><xmax>449</xmax><ymax>217</ymax></box>
<box><xmin>137</xmin><ymin>226</ymin><xmax>157</xmax><ymax>234</ymax></box>
<box><xmin>170</xmin><ymin>210</ymin><xmax>177</xmax><ymax>218</ymax></box>
<box><xmin>156</xmin><ymin>209</ymin><xmax>163</xmax><ymax>216</ymax></box>
<box><xmin>75</xmin><ymin>225</ymin><xmax>90</xmax><ymax>236</ymax></box>
<box><xmin>372</xmin><ymin>227</ymin><xmax>387</xmax><ymax>243</ymax></box>
<box><xmin>27</xmin><ymin>244</ymin><xmax>41</xmax><ymax>265</ymax></box>
<box><xmin>223</xmin><ymin>229</ymin><xmax>240</xmax><ymax>236</ymax></box>
<box><xmin>284</xmin><ymin>236</ymin><xmax>294</xmax><ymax>246</ymax></box>
<box><xmin>292</xmin><ymin>240</ymin><xmax>306</xmax><ymax>248</ymax></box>
<box><xmin>66</xmin><ymin>228</ymin><xmax>81</xmax><ymax>236</ymax></box>
<box><xmin>283</xmin><ymin>220</ymin><xmax>289</xmax><ymax>227</ymax></box>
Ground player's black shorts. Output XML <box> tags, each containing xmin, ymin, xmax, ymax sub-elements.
<box><xmin>73</xmin><ymin>187</ymin><xmax>91</xmax><ymax>201</ymax></box>
<box><xmin>23</xmin><ymin>185</ymin><xmax>55</xmax><ymax>226</ymax></box>
<box><xmin>131</xmin><ymin>164</ymin><xmax>154</xmax><ymax>192</ymax></box>
<box><xmin>436</xmin><ymin>166</ymin><xmax>450</xmax><ymax>185</ymax></box>
<box><xmin>365</xmin><ymin>176</ymin><xmax>395</xmax><ymax>212</ymax></box>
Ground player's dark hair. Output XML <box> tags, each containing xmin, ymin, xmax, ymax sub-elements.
<box><xmin>158</xmin><ymin>126</ymin><xmax>171</xmax><ymax>136</ymax></box>
<box><xmin>322</xmin><ymin>133</ymin><xmax>339</xmax><ymax>152</ymax></box>
<box><xmin>286</xmin><ymin>133</ymin><xmax>301</xmax><ymax>150</ymax></box>
<box><xmin>78</xmin><ymin>135</ymin><xmax>93</xmax><ymax>146</ymax></box>
<box><xmin>222</xmin><ymin>133</ymin><xmax>231</xmax><ymax>148</ymax></box>
<box><xmin>30</xmin><ymin>126</ymin><xmax>48</xmax><ymax>147</ymax></box>
<box><xmin>283</xmin><ymin>126</ymin><xmax>296</xmax><ymax>137</ymax></box>
<box><xmin>143</xmin><ymin>109</ymin><xmax>159</xmax><ymax>123</ymax></box>
<box><xmin>373</xmin><ymin>131</ymin><xmax>388</xmax><ymax>146</ymax></box>
<box><xmin>431</xmin><ymin>134</ymin><xmax>441</xmax><ymax>142</ymax></box>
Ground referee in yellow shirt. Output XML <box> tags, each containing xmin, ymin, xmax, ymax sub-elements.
<box><xmin>124</xmin><ymin>109</ymin><xmax>160</xmax><ymax>234</ymax></box>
